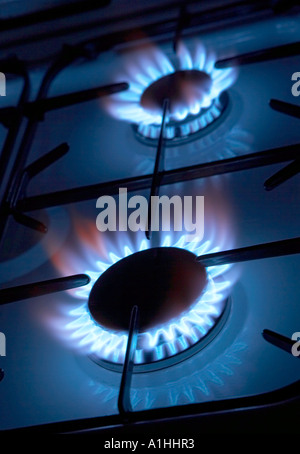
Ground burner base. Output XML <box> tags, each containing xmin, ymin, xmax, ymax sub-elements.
<box><xmin>89</xmin><ymin>297</ymin><xmax>231</xmax><ymax>373</ymax></box>
<box><xmin>133</xmin><ymin>91</ymin><xmax>230</xmax><ymax>146</ymax></box>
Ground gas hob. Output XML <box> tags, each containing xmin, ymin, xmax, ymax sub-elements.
<box><xmin>0</xmin><ymin>0</ymin><xmax>299</xmax><ymax>435</ymax></box>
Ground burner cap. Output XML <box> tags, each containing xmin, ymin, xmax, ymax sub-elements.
<box><xmin>88</xmin><ymin>247</ymin><xmax>207</xmax><ymax>331</ymax></box>
<box><xmin>141</xmin><ymin>70</ymin><xmax>212</xmax><ymax>119</ymax></box>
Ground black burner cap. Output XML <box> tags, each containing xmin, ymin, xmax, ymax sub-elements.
<box><xmin>88</xmin><ymin>247</ymin><xmax>207</xmax><ymax>331</ymax></box>
<box><xmin>140</xmin><ymin>69</ymin><xmax>212</xmax><ymax>118</ymax></box>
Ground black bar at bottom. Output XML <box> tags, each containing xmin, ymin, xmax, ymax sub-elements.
<box><xmin>0</xmin><ymin>274</ymin><xmax>90</xmax><ymax>305</ymax></box>
<box><xmin>197</xmin><ymin>238</ymin><xmax>300</xmax><ymax>267</ymax></box>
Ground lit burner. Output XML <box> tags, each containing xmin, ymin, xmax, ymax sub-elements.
<box><xmin>134</xmin><ymin>93</ymin><xmax>228</xmax><ymax>145</ymax></box>
<box><xmin>103</xmin><ymin>40</ymin><xmax>237</xmax><ymax>144</ymax></box>
<box><xmin>44</xmin><ymin>181</ymin><xmax>238</xmax><ymax>372</ymax></box>
<box><xmin>65</xmin><ymin>235</ymin><xmax>233</xmax><ymax>372</ymax></box>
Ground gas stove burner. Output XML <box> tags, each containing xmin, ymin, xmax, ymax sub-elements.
<box><xmin>104</xmin><ymin>39</ymin><xmax>237</xmax><ymax>146</ymax></box>
<box><xmin>134</xmin><ymin>91</ymin><xmax>229</xmax><ymax>146</ymax></box>
<box><xmin>55</xmin><ymin>231</ymin><xmax>235</xmax><ymax>374</ymax></box>
<box><xmin>88</xmin><ymin>247</ymin><xmax>207</xmax><ymax>331</ymax></box>
<box><xmin>82</xmin><ymin>241</ymin><xmax>232</xmax><ymax>372</ymax></box>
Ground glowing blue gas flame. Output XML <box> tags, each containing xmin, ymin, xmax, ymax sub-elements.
<box><xmin>64</xmin><ymin>234</ymin><xmax>234</xmax><ymax>366</ymax></box>
<box><xmin>87</xmin><ymin>340</ymin><xmax>248</xmax><ymax>410</ymax></box>
<box><xmin>104</xmin><ymin>40</ymin><xmax>237</xmax><ymax>125</ymax></box>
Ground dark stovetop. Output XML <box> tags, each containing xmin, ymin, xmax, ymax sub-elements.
<box><xmin>0</xmin><ymin>0</ymin><xmax>299</xmax><ymax>435</ymax></box>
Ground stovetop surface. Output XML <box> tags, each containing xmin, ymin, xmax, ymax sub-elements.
<box><xmin>0</xmin><ymin>3</ymin><xmax>299</xmax><ymax>431</ymax></box>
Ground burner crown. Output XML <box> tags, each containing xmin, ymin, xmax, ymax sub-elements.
<box><xmin>88</xmin><ymin>247</ymin><xmax>207</xmax><ymax>331</ymax></box>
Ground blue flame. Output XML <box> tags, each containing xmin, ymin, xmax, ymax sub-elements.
<box><xmin>64</xmin><ymin>233</ymin><xmax>234</xmax><ymax>366</ymax></box>
<box><xmin>104</xmin><ymin>40</ymin><xmax>237</xmax><ymax>125</ymax></box>
<box><xmin>87</xmin><ymin>340</ymin><xmax>247</xmax><ymax>410</ymax></box>
<box><xmin>136</xmin><ymin>96</ymin><xmax>224</xmax><ymax>141</ymax></box>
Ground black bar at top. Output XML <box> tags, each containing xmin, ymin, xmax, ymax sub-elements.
<box><xmin>197</xmin><ymin>237</ymin><xmax>300</xmax><ymax>267</ymax></box>
<box><xmin>118</xmin><ymin>305</ymin><xmax>139</xmax><ymax>417</ymax></box>
<box><xmin>269</xmin><ymin>99</ymin><xmax>300</xmax><ymax>120</ymax></box>
<box><xmin>0</xmin><ymin>274</ymin><xmax>90</xmax><ymax>305</ymax></box>
<box><xmin>146</xmin><ymin>99</ymin><xmax>169</xmax><ymax>240</ymax></box>
<box><xmin>263</xmin><ymin>329</ymin><xmax>299</xmax><ymax>357</ymax></box>
<box><xmin>16</xmin><ymin>143</ymin><xmax>300</xmax><ymax>212</ymax></box>
<box><xmin>215</xmin><ymin>41</ymin><xmax>300</xmax><ymax>68</ymax></box>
